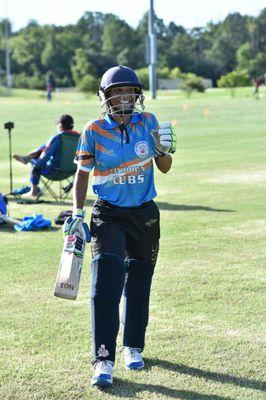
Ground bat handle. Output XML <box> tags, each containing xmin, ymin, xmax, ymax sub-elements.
<box><xmin>82</xmin><ymin>222</ymin><xmax>91</xmax><ymax>243</ymax></box>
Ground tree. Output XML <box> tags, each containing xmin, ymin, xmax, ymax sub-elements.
<box><xmin>249</xmin><ymin>52</ymin><xmax>266</xmax><ymax>79</ymax></box>
<box><xmin>166</xmin><ymin>32</ymin><xmax>193</xmax><ymax>72</ymax></box>
<box><xmin>135</xmin><ymin>67</ymin><xmax>149</xmax><ymax>89</ymax></box>
<box><xmin>169</xmin><ymin>67</ymin><xmax>182</xmax><ymax>79</ymax></box>
<box><xmin>71</xmin><ymin>48</ymin><xmax>96</xmax><ymax>85</ymax></box>
<box><xmin>102</xmin><ymin>14</ymin><xmax>136</xmax><ymax>66</ymax></box>
<box><xmin>10</xmin><ymin>23</ymin><xmax>48</xmax><ymax>75</ymax></box>
<box><xmin>3</xmin><ymin>8</ymin><xmax>266</xmax><ymax>90</ymax></box>
<box><xmin>0</xmin><ymin>20</ymin><xmax>12</xmax><ymax>85</ymax></box>
<box><xmin>217</xmin><ymin>69</ymin><xmax>251</xmax><ymax>96</ymax></box>
<box><xmin>166</xmin><ymin>22</ymin><xmax>186</xmax><ymax>39</ymax></box>
<box><xmin>181</xmin><ymin>74</ymin><xmax>205</xmax><ymax>97</ymax></box>
<box><xmin>237</xmin><ymin>43</ymin><xmax>266</xmax><ymax>79</ymax></box>
<box><xmin>237</xmin><ymin>42</ymin><xmax>253</xmax><ymax>68</ymax></box>
<box><xmin>202</xmin><ymin>14</ymin><xmax>251</xmax><ymax>81</ymax></box>
<box><xmin>76</xmin><ymin>11</ymin><xmax>106</xmax><ymax>53</ymax></box>
<box><xmin>78</xmin><ymin>75</ymin><xmax>99</xmax><ymax>93</ymax></box>
<box><xmin>255</xmin><ymin>8</ymin><xmax>266</xmax><ymax>52</ymax></box>
<box><xmin>41</xmin><ymin>27</ymin><xmax>81</xmax><ymax>86</ymax></box>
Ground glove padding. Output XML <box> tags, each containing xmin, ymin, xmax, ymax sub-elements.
<box><xmin>151</xmin><ymin>122</ymin><xmax>176</xmax><ymax>157</ymax></box>
<box><xmin>63</xmin><ymin>216</ymin><xmax>91</xmax><ymax>243</ymax></box>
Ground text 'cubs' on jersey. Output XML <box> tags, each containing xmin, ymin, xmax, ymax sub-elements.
<box><xmin>75</xmin><ymin>112</ymin><xmax>159</xmax><ymax>207</ymax></box>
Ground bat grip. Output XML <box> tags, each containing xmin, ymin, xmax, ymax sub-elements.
<box><xmin>82</xmin><ymin>222</ymin><xmax>91</xmax><ymax>243</ymax></box>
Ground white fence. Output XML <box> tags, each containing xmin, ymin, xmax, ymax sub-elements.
<box><xmin>158</xmin><ymin>78</ymin><xmax>213</xmax><ymax>90</ymax></box>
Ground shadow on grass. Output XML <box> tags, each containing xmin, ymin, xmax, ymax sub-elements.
<box><xmin>0</xmin><ymin>224</ymin><xmax>61</xmax><ymax>232</ymax></box>
<box><xmin>105</xmin><ymin>378</ymin><xmax>232</xmax><ymax>399</ymax></box>
<box><xmin>7</xmin><ymin>197</ymin><xmax>95</xmax><ymax>207</ymax></box>
<box><xmin>157</xmin><ymin>202</ymin><xmax>235</xmax><ymax>212</ymax></box>
<box><xmin>47</xmin><ymin>226</ymin><xmax>61</xmax><ymax>231</ymax></box>
<box><xmin>144</xmin><ymin>359</ymin><xmax>265</xmax><ymax>392</ymax></box>
<box><xmin>6</xmin><ymin>196</ymin><xmax>234</xmax><ymax>213</ymax></box>
<box><xmin>0</xmin><ymin>224</ymin><xmax>17</xmax><ymax>233</ymax></box>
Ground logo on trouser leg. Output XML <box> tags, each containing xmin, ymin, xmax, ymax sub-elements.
<box><xmin>145</xmin><ymin>218</ymin><xmax>158</xmax><ymax>227</ymax></box>
<box><xmin>151</xmin><ymin>242</ymin><xmax>159</xmax><ymax>267</ymax></box>
<box><xmin>98</xmin><ymin>344</ymin><xmax>109</xmax><ymax>357</ymax></box>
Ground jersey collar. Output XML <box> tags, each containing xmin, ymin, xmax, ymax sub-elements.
<box><xmin>103</xmin><ymin>112</ymin><xmax>141</xmax><ymax>130</ymax></box>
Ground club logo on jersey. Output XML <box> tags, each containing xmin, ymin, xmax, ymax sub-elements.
<box><xmin>134</xmin><ymin>141</ymin><xmax>149</xmax><ymax>158</ymax></box>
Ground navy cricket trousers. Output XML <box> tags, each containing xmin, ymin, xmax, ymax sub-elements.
<box><xmin>90</xmin><ymin>199</ymin><xmax>160</xmax><ymax>363</ymax></box>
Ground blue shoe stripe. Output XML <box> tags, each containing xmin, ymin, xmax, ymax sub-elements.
<box><xmin>92</xmin><ymin>378</ymin><xmax>112</xmax><ymax>387</ymax></box>
<box><xmin>126</xmin><ymin>361</ymin><xmax>144</xmax><ymax>370</ymax></box>
<box><xmin>92</xmin><ymin>374</ymin><xmax>112</xmax><ymax>387</ymax></box>
<box><xmin>96</xmin><ymin>374</ymin><xmax>112</xmax><ymax>380</ymax></box>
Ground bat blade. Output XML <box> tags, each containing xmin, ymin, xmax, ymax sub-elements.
<box><xmin>54</xmin><ymin>234</ymin><xmax>85</xmax><ymax>300</ymax></box>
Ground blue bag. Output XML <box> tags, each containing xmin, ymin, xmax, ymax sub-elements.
<box><xmin>14</xmin><ymin>214</ymin><xmax>51</xmax><ymax>231</ymax></box>
<box><xmin>0</xmin><ymin>193</ymin><xmax>7</xmax><ymax>224</ymax></box>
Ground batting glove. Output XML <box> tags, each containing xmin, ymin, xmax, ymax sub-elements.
<box><xmin>63</xmin><ymin>209</ymin><xmax>90</xmax><ymax>241</ymax></box>
<box><xmin>151</xmin><ymin>122</ymin><xmax>177</xmax><ymax>157</ymax></box>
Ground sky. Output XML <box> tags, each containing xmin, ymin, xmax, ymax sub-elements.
<box><xmin>2</xmin><ymin>0</ymin><xmax>266</xmax><ymax>32</ymax></box>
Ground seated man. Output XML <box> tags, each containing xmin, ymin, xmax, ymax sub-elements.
<box><xmin>13</xmin><ymin>114</ymin><xmax>80</xmax><ymax>199</ymax></box>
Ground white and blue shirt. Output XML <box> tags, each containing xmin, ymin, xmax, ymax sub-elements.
<box><xmin>75</xmin><ymin>112</ymin><xmax>159</xmax><ymax>207</ymax></box>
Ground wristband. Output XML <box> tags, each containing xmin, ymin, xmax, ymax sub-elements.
<box><xmin>154</xmin><ymin>148</ymin><xmax>166</xmax><ymax>157</ymax></box>
<box><xmin>156</xmin><ymin>152</ymin><xmax>166</xmax><ymax>158</ymax></box>
<box><xmin>73</xmin><ymin>208</ymin><xmax>86</xmax><ymax>218</ymax></box>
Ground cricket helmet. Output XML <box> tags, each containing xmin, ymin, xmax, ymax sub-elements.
<box><xmin>98</xmin><ymin>65</ymin><xmax>145</xmax><ymax>116</ymax></box>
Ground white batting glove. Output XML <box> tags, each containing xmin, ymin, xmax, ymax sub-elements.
<box><xmin>63</xmin><ymin>208</ymin><xmax>85</xmax><ymax>237</ymax></box>
<box><xmin>151</xmin><ymin>122</ymin><xmax>177</xmax><ymax>157</ymax></box>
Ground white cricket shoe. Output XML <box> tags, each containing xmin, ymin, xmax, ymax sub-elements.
<box><xmin>91</xmin><ymin>360</ymin><xmax>114</xmax><ymax>387</ymax></box>
<box><xmin>123</xmin><ymin>347</ymin><xmax>145</xmax><ymax>370</ymax></box>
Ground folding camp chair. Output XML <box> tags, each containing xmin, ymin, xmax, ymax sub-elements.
<box><xmin>39</xmin><ymin>132</ymin><xmax>80</xmax><ymax>202</ymax></box>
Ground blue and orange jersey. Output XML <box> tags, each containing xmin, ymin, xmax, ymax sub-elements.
<box><xmin>75</xmin><ymin>112</ymin><xmax>159</xmax><ymax>207</ymax></box>
<box><xmin>32</xmin><ymin>130</ymin><xmax>80</xmax><ymax>170</ymax></box>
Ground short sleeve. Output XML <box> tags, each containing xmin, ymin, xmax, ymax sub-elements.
<box><xmin>141</xmin><ymin>112</ymin><xmax>159</xmax><ymax>132</ymax></box>
<box><xmin>149</xmin><ymin>112</ymin><xmax>159</xmax><ymax>130</ymax></box>
<box><xmin>75</xmin><ymin>124</ymin><xmax>95</xmax><ymax>172</ymax></box>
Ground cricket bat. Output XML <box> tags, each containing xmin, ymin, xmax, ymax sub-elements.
<box><xmin>0</xmin><ymin>212</ymin><xmax>21</xmax><ymax>226</ymax></box>
<box><xmin>54</xmin><ymin>224</ymin><xmax>90</xmax><ymax>300</ymax></box>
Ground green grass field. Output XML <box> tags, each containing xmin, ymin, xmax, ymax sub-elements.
<box><xmin>0</xmin><ymin>87</ymin><xmax>265</xmax><ymax>400</ymax></box>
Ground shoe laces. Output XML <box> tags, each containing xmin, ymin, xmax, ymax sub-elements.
<box><xmin>95</xmin><ymin>360</ymin><xmax>113</xmax><ymax>374</ymax></box>
<box><xmin>124</xmin><ymin>347</ymin><xmax>142</xmax><ymax>360</ymax></box>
